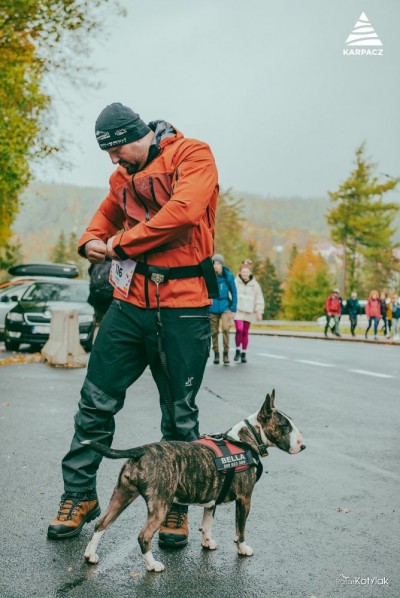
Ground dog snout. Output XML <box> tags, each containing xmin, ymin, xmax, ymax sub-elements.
<box><xmin>300</xmin><ymin>444</ymin><xmax>306</xmax><ymax>451</ymax></box>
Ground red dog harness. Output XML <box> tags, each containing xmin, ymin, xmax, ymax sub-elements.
<box><xmin>195</xmin><ymin>436</ymin><xmax>255</xmax><ymax>472</ymax></box>
<box><xmin>194</xmin><ymin>435</ymin><xmax>263</xmax><ymax>505</ymax></box>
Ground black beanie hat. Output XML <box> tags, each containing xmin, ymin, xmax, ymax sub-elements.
<box><xmin>95</xmin><ymin>103</ymin><xmax>151</xmax><ymax>150</ymax></box>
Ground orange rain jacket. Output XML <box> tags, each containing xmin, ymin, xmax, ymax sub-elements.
<box><xmin>78</xmin><ymin>122</ymin><xmax>219</xmax><ymax>309</ymax></box>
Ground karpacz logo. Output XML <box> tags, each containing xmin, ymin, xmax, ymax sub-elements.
<box><xmin>343</xmin><ymin>12</ymin><xmax>383</xmax><ymax>56</ymax></box>
<box><xmin>115</xmin><ymin>129</ymin><xmax>127</xmax><ymax>136</ymax></box>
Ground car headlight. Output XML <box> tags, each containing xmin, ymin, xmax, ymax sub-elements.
<box><xmin>6</xmin><ymin>312</ymin><xmax>24</xmax><ymax>322</ymax></box>
<box><xmin>78</xmin><ymin>315</ymin><xmax>94</xmax><ymax>324</ymax></box>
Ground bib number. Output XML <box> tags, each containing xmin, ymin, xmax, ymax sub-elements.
<box><xmin>109</xmin><ymin>259</ymin><xmax>137</xmax><ymax>298</ymax></box>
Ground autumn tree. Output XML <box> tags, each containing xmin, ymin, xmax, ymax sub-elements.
<box><xmin>0</xmin><ymin>0</ymin><xmax>117</xmax><ymax>247</ymax></box>
<box><xmin>256</xmin><ymin>257</ymin><xmax>282</xmax><ymax>319</ymax></box>
<box><xmin>326</xmin><ymin>143</ymin><xmax>400</xmax><ymax>294</ymax></box>
<box><xmin>214</xmin><ymin>189</ymin><xmax>251</xmax><ymax>273</ymax></box>
<box><xmin>282</xmin><ymin>245</ymin><xmax>331</xmax><ymax>320</ymax></box>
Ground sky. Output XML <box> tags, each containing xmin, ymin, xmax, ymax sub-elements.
<box><xmin>39</xmin><ymin>0</ymin><xmax>400</xmax><ymax>199</ymax></box>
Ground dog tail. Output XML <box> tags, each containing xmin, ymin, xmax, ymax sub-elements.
<box><xmin>81</xmin><ymin>440</ymin><xmax>144</xmax><ymax>460</ymax></box>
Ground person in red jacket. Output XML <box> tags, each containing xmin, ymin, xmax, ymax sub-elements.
<box><xmin>48</xmin><ymin>103</ymin><xmax>219</xmax><ymax>548</ymax></box>
<box><xmin>324</xmin><ymin>288</ymin><xmax>342</xmax><ymax>337</ymax></box>
<box><xmin>365</xmin><ymin>290</ymin><xmax>381</xmax><ymax>340</ymax></box>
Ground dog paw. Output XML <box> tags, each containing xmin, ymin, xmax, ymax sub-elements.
<box><xmin>237</xmin><ymin>542</ymin><xmax>253</xmax><ymax>556</ymax></box>
<box><xmin>202</xmin><ymin>539</ymin><xmax>217</xmax><ymax>550</ymax></box>
<box><xmin>84</xmin><ymin>552</ymin><xmax>99</xmax><ymax>564</ymax></box>
<box><xmin>146</xmin><ymin>560</ymin><xmax>165</xmax><ymax>572</ymax></box>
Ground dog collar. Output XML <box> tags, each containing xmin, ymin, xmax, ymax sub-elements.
<box><xmin>244</xmin><ymin>419</ymin><xmax>269</xmax><ymax>457</ymax></box>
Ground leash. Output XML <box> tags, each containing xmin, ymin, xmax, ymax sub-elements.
<box><xmin>150</xmin><ymin>272</ymin><xmax>177</xmax><ymax>435</ymax></box>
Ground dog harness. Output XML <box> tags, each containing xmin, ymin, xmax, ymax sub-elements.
<box><xmin>195</xmin><ymin>435</ymin><xmax>263</xmax><ymax>505</ymax></box>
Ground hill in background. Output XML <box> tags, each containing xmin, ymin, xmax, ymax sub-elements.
<box><xmin>13</xmin><ymin>182</ymin><xmax>399</xmax><ymax>264</ymax></box>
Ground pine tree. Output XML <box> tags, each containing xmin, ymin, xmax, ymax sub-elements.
<box><xmin>50</xmin><ymin>231</ymin><xmax>68</xmax><ymax>263</ymax></box>
<box><xmin>257</xmin><ymin>257</ymin><xmax>282</xmax><ymax>319</ymax></box>
<box><xmin>326</xmin><ymin>143</ymin><xmax>400</xmax><ymax>294</ymax></box>
<box><xmin>282</xmin><ymin>245</ymin><xmax>332</xmax><ymax>320</ymax></box>
<box><xmin>288</xmin><ymin>244</ymin><xmax>299</xmax><ymax>270</ymax></box>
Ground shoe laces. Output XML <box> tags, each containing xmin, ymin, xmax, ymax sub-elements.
<box><xmin>162</xmin><ymin>505</ymin><xmax>187</xmax><ymax>529</ymax></box>
<box><xmin>57</xmin><ymin>498</ymin><xmax>82</xmax><ymax>521</ymax></box>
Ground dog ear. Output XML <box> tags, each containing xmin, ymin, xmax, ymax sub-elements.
<box><xmin>271</xmin><ymin>388</ymin><xmax>276</xmax><ymax>408</ymax></box>
<box><xmin>259</xmin><ymin>392</ymin><xmax>274</xmax><ymax>419</ymax></box>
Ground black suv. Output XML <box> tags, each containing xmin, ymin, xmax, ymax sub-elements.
<box><xmin>4</xmin><ymin>278</ymin><xmax>95</xmax><ymax>352</ymax></box>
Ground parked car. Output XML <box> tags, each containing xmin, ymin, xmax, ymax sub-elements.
<box><xmin>4</xmin><ymin>278</ymin><xmax>95</xmax><ymax>352</ymax></box>
<box><xmin>0</xmin><ymin>283</ymin><xmax>34</xmax><ymax>340</ymax></box>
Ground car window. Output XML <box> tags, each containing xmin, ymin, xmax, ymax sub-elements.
<box><xmin>0</xmin><ymin>284</ymin><xmax>31</xmax><ymax>301</ymax></box>
<box><xmin>21</xmin><ymin>282</ymin><xmax>89</xmax><ymax>302</ymax></box>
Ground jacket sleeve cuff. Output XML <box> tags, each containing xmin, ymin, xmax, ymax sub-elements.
<box><xmin>112</xmin><ymin>234</ymin><xmax>129</xmax><ymax>260</ymax></box>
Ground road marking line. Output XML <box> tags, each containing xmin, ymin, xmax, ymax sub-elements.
<box><xmin>257</xmin><ymin>353</ymin><xmax>288</xmax><ymax>360</ymax></box>
<box><xmin>296</xmin><ymin>359</ymin><xmax>333</xmax><ymax>367</ymax></box>
<box><xmin>349</xmin><ymin>369</ymin><xmax>395</xmax><ymax>379</ymax></box>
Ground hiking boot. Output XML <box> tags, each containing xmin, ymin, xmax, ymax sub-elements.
<box><xmin>158</xmin><ymin>504</ymin><xmax>189</xmax><ymax>548</ymax></box>
<box><xmin>223</xmin><ymin>351</ymin><xmax>230</xmax><ymax>365</ymax></box>
<box><xmin>234</xmin><ymin>349</ymin><xmax>241</xmax><ymax>361</ymax></box>
<box><xmin>47</xmin><ymin>498</ymin><xmax>100</xmax><ymax>540</ymax></box>
<box><xmin>241</xmin><ymin>352</ymin><xmax>247</xmax><ymax>363</ymax></box>
<box><xmin>213</xmin><ymin>352</ymin><xmax>220</xmax><ymax>364</ymax></box>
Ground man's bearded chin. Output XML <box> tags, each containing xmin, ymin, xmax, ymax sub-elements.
<box><xmin>120</xmin><ymin>161</ymin><xmax>138</xmax><ymax>175</ymax></box>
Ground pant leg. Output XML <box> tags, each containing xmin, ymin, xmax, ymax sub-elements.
<box><xmin>221</xmin><ymin>311</ymin><xmax>232</xmax><ymax>353</ymax></box>
<box><xmin>235</xmin><ymin>319</ymin><xmax>244</xmax><ymax>348</ymax></box>
<box><xmin>242</xmin><ymin>321</ymin><xmax>251</xmax><ymax>351</ymax></box>
<box><xmin>148</xmin><ymin>307</ymin><xmax>211</xmax><ymax>441</ymax></box>
<box><xmin>210</xmin><ymin>313</ymin><xmax>221</xmax><ymax>353</ymax></box>
<box><xmin>324</xmin><ymin>315</ymin><xmax>330</xmax><ymax>334</ymax></box>
<box><xmin>62</xmin><ymin>300</ymin><xmax>148</xmax><ymax>495</ymax></box>
<box><xmin>333</xmin><ymin>315</ymin><xmax>340</xmax><ymax>334</ymax></box>
<box><xmin>373</xmin><ymin>317</ymin><xmax>379</xmax><ymax>335</ymax></box>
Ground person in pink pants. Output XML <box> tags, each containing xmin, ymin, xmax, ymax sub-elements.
<box><xmin>234</xmin><ymin>264</ymin><xmax>265</xmax><ymax>363</ymax></box>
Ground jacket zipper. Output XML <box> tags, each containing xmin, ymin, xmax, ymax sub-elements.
<box><xmin>132</xmin><ymin>176</ymin><xmax>151</xmax><ymax>308</ymax></box>
<box><xmin>149</xmin><ymin>176</ymin><xmax>157</xmax><ymax>207</ymax></box>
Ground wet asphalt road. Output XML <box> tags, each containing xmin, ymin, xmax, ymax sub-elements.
<box><xmin>0</xmin><ymin>335</ymin><xmax>399</xmax><ymax>598</ymax></box>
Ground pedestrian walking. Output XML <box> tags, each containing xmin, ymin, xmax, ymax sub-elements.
<box><xmin>47</xmin><ymin>102</ymin><xmax>219</xmax><ymax>548</ymax></box>
<box><xmin>365</xmin><ymin>290</ymin><xmax>381</xmax><ymax>340</ymax></box>
<box><xmin>346</xmin><ymin>291</ymin><xmax>360</xmax><ymax>337</ymax></box>
<box><xmin>234</xmin><ymin>264</ymin><xmax>265</xmax><ymax>363</ymax></box>
<box><xmin>324</xmin><ymin>289</ymin><xmax>342</xmax><ymax>337</ymax></box>
<box><xmin>209</xmin><ymin>254</ymin><xmax>237</xmax><ymax>365</ymax></box>
<box><xmin>386</xmin><ymin>294</ymin><xmax>393</xmax><ymax>338</ymax></box>
<box><xmin>392</xmin><ymin>295</ymin><xmax>400</xmax><ymax>340</ymax></box>
<box><xmin>379</xmin><ymin>291</ymin><xmax>388</xmax><ymax>337</ymax></box>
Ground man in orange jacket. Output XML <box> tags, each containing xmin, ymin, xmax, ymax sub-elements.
<box><xmin>48</xmin><ymin>103</ymin><xmax>219</xmax><ymax>548</ymax></box>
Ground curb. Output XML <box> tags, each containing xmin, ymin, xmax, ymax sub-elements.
<box><xmin>248</xmin><ymin>329</ymin><xmax>400</xmax><ymax>346</ymax></box>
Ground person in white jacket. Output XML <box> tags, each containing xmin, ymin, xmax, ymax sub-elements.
<box><xmin>234</xmin><ymin>264</ymin><xmax>265</xmax><ymax>362</ymax></box>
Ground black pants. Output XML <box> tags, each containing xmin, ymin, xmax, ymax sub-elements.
<box><xmin>61</xmin><ymin>300</ymin><xmax>211</xmax><ymax>496</ymax></box>
<box><xmin>349</xmin><ymin>314</ymin><xmax>358</xmax><ymax>335</ymax></box>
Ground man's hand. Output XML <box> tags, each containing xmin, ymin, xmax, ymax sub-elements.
<box><xmin>256</xmin><ymin>313</ymin><xmax>263</xmax><ymax>322</ymax></box>
<box><xmin>85</xmin><ymin>240</ymin><xmax>107</xmax><ymax>264</ymax></box>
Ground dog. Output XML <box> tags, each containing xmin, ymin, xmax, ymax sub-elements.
<box><xmin>83</xmin><ymin>389</ymin><xmax>305</xmax><ymax>572</ymax></box>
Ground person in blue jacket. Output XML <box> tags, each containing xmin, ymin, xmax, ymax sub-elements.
<box><xmin>209</xmin><ymin>254</ymin><xmax>237</xmax><ymax>365</ymax></box>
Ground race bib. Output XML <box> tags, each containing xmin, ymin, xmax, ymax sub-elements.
<box><xmin>109</xmin><ymin>259</ymin><xmax>137</xmax><ymax>298</ymax></box>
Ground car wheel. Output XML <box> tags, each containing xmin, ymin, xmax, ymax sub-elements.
<box><xmin>5</xmin><ymin>339</ymin><xmax>20</xmax><ymax>351</ymax></box>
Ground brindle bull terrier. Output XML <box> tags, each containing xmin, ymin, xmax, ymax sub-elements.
<box><xmin>83</xmin><ymin>390</ymin><xmax>305</xmax><ymax>572</ymax></box>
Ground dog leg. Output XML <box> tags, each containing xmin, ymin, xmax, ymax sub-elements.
<box><xmin>84</xmin><ymin>485</ymin><xmax>138</xmax><ymax>565</ymax></box>
<box><xmin>235</xmin><ymin>497</ymin><xmax>253</xmax><ymax>556</ymax></box>
<box><xmin>138</xmin><ymin>506</ymin><xmax>169</xmax><ymax>572</ymax></box>
<box><xmin>200</xmin><ymin>507</ymin><xmax>217</xmax><ymax>550</ymax></box>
